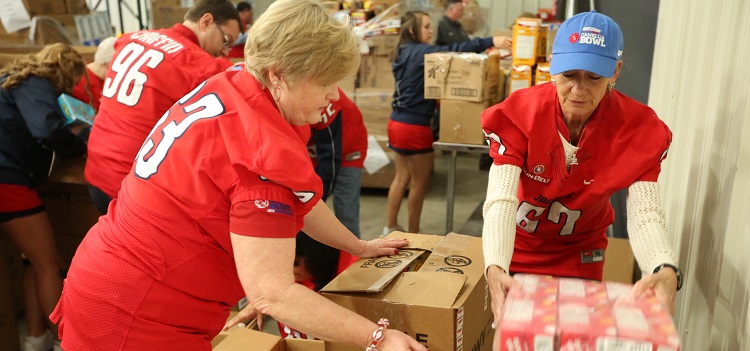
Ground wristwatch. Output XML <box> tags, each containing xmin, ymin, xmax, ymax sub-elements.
<box><xmin>653</xmin><ymin>263</ymin><xmax>683</xmax><ymax>291</ymax></box>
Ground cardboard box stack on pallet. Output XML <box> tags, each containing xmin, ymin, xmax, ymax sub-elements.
<box><xmin>0</xmin><ymin>0</ymin><xmax>91</xmax><ymax>45</ymax></box>
<box><xmin>507</xmin><ymin>17</ymin><xmax>560</xmax><ymax>95</ymax></box>
<box><xmin>423</xmin><ymin>50</ymin><xmax>504</xmax><ymax>145</ymax></box>
<box><xmin>354</xmin><ymin>5</ymin><xmax>401</xmax><ymax>189</ymax></box>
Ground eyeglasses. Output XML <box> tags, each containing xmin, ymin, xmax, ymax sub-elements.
<box><xmin>215</xmin><ymin>24</ymin><xmax>232</xmax><ymax>50</ymax></box>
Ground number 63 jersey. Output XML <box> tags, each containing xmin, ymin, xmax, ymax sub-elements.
<box><xmin>85</xmin><ymin>24</ymin><xmax>232</xmax><ymax>199</ymax></box>
<box><xmin>481</xmin><ymin>83</ymin><xmax>672</xmax><ymax>279</ymax></box>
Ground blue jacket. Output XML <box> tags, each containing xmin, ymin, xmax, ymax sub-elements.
<box><xmin>0</xmin><ymin>75</ymin><xmax>86</xmax><ymax>187</ymax></box>
<box><xmin>390</xmin><ymin>37</ymin><xmax>494</xmax><ymax>126</ymax></box>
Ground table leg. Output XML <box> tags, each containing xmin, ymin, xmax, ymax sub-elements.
<box><xmin>446</xmin><ymin>150</ymin><xmax>457</xmax><ymax>234</ymax></box>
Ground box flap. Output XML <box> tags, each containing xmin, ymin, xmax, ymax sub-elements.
<box><xmin>419</xmin><ymin>233</ymin><xmax>485</xmax><ymax>308</ymax></box>
<box><xmin>284</xmin><ymin>338</ymin><xmax>326</xmax><ymax>351</ymax></box>
<box><xmin>386</xmin><ymin>231</ymin><xmax>443</xmax><ymax>251</ymax></box>
<box><xmin>383</xmin><ymin>271</ymin><xmax>466</xmax><ymax>308</ymax></box>
<box><xmin>213</xmin><ymin>327</ymin><xmax>283</xmax><ymax>351</ymax></box>
<box><xmin>321</xmin><ymin>249</ymin><xmax>428</xmax><ymax>293</ymax></box>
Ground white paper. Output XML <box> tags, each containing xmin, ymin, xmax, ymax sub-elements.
<box><xmin>0</xmin><ymin>0</ymin><xmax>32</xmax><ymax>33</ymax></box>
<box><xmin>363</xmin><ymin>135</ymin><xmax>391</xmax><ymax>175</ymax></box>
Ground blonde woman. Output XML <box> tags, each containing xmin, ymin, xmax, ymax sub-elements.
<box><xmin>0</xmin><ymin>43</ymin><xmax>86</xmax><ymax>351</ymax></box>
<box><xmin>52</xmin><ymin>1</ymin><xmax>426</xmax><ymax>350</ymax></box>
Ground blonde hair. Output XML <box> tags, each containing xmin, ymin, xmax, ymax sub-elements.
<box><xmin>94</xmin><ymin>36</ymin><xmax>118</xmax><ymax>66</ymax></box>
<box><xmin>1</xmin><ymin>43</ymin><xmax>85</xmax><ymax>95</ymax></box>
<box><xmin>244</xmin><ymin>0</ymin><xmax>360</xmax><ymax>88</ymax></box>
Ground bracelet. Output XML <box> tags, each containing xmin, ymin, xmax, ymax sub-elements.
<box><xmin>653</xmin><ymin>263</ymin><xmax>683</xmax><ymax>291</ymax></box>
<box><xmin>365</xmin><ymin>318</ymin><xmax>389</xmax><ymax>351</ymax></box>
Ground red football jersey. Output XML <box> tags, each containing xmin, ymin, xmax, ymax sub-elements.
<box><xmin>85</xmin><ymin>24</ymin><xmax>233</xmax><ymax>198</ymax></box>
<box><xmin>309</xmin><ymin>89</ymin><xmax>368</xmax><ymax>168</ymax></box>
<box><xmin>71</xmin><ymin>68</ymin><xmax>104</xmax><ymax>111</ymax></box>
<box><xmin>53</xmin><ymin>70</ymin><xmax>322</xmax><ymax>350</ymax></box>
<box><xmin>481</xmin><ymin>83</ymin><xmax>671</xmax><ymax>280</ymax></box>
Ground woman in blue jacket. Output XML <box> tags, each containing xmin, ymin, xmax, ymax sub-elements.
<box><xmin>385</xmin><ymin>10</ymin><xmax>511</xmax><ymax>234</ymax></box>
<box><xmin>0</xmin><ymin>43</ymin><xmax>87</xmax><ymax>351</ymax></box>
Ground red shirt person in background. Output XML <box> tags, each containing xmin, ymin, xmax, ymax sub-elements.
<box><xmin>308</xmin><ymin>89</ymin><xmax>368</xmax><ymax>237</ymax></box>
<box><xmin>71</xmin><ymin>36</ymin><xmax>116</xmax><ymax>111</ymax></box>
<box><xmin>84</xmin><ymin>0</ymin><xmax>240</xmax><ymax>214</ymax></box>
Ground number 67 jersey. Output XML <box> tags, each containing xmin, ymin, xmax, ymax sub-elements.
<box><xmin>85</xmin><ymin>24</ymin><xmax>232</xmax><ymax>199</ymax></box>
<box><xmin>481</xmin><ymin>83</ymin><xmax>672</xmax><ymax>280</ymax></box>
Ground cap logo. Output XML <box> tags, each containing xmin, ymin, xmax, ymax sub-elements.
<box><xmin>569</xmin><ymin>32</ymin><xmax>580</xmax><ymax>43</ymax></box>
<box><xmin>577</xmin><ymin>26</ymin><xmax>606</xmax><ymax>47</ymax></box>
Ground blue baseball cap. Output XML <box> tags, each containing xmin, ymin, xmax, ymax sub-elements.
<box><xmin>550</xmin><ymin>11</ymin><xmax>623</xmax><ymax>78</ymax></box>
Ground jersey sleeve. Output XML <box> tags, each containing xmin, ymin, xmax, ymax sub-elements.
<box><xmin>229</xmin><ymin>179</ymin><xmax>300</xmax><ymax>238</ymax></box>
<box><xmin>635</xmin><ymin>117</ymin><xmax>672</xmax><ymax>182</ymax></box>
<box><xmin>481</xmin><ymin>104</ymin><xmax>528</xmax><ymax>168</ymax></box>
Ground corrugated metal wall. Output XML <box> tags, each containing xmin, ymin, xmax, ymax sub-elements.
<box><xmin>649</xmin><ymin>0</ymin><xmax>750</xmax><ymax>349</ymax></box>
<box><xmin>487</xmin><ymin>0</ymin><xmax>554</xmax><ymax>33</ymax></box>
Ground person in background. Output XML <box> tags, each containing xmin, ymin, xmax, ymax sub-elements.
<box><xmin>51</xmin><ymin>1</ymin><xmax>426</xmax><ymax>350</ymax></box>
<box><xmin>0</xmin><ymin>43</ymin><xmax>87</xmax><ymax>351</ymax></box>
<box><xmin>385</xmin><ymin>10</ymin><xmax>512</xmax><ymax>235</ymax></box>
<box><xmin>309</xmin><ymin>88</ymin><xmax>368</xmax><ymax>238</ymax></box>
<box><xmin>84</xmin><ymin>0</ymin><xmax>241</xmax><ymax>215</ymax></box>
<box><xmin>481</xmin><ymin>11</ymin><xmax>682</xmax><ymax>332</ymax></box>
<box><xmin>228</xmin><ymin>1</ymin><xmax>253</xmax><ymax>58</ymax></box>
<box><xmin>71</xmin><ymin>36</ymin><xmax>117</xmax><ymax>111</ymax></box>
<box><xmin>435</xmin><ymin>0</ymin><xmax>470</xmax><ymax>45</ymax></box>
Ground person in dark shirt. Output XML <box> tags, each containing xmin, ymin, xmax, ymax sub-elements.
<box><xmin>385</xmin><ymin>10</ymin><xmax>511</xmax><ymax>234</ymax></box>
<box><xmin>436</xmin><ymin>0</ymin><xmax>471</xmax><ymax>45</ymax></box>
<box><xmin>0</xmin><ymin>43</ymin><xmax>87</xmax><ymax>351</ymax></box>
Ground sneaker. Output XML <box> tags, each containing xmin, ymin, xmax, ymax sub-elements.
<box><xmin>24</xmin><ymin>330</ymin><xmax>53</xmax><ymax>351</ymax></box>
<box><xmin>382</xmin><ymin>225</ymin><xmax>404</xmax><ymax>236</ymax></box>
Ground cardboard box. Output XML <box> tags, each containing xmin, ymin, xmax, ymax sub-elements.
<box><xmin>28</xmin><ymin>0</ymin><xmax>68</xmax><ymax>16</ymax></box>
<box><xmin>150</xmin><ymin>3</ymin><xmax>187</xmax><ymax>30</ymax></box>
<box><xmin>338</xmin><ymin>76</ymin><xmax>356</xmax><ymax>100</ymax></box>
<box><xmin>512</xmin><ymin>17</ymin><xmax>542</xmax><ymax>66</ymax></box>
<box><xmin>537</xmin><ymin>24</ymin><xmax>559</xmax><ymax>62</ymax></box>
<box><xmin>322</xmin><ymin>232</ymin><xmax>495</xmax><ymax>351</ymax></box>
<box><xmin>358</xmin><ymin>55</ymin><xmax>394</xmax><ymax>90</ymax></box>
<box><xmin>499</xmin><ymin>274</ymin><xmax>558</xmax><ymax>351</ymax></box>
<box><xmin>602</xmin><ymin>237</ymin><xmax>636</xmax><ymax>284</ymax></box>
<box><xmin>354</xmin><ymin>88</ymin><xmax>391</xmax><ymax>137</ymax></box>
<box><xmin>66</xmin><ymin>0</ymin><xmax>90</xmax><ymax>14</ymax></box>
<box><xmin>439</xmin><ymin>99</ymin><xmax>491</xmax><ymax>145</ymax></box>
<box><xmin>361</xmin><ymin>134</ymin><xmax>395</xmax><ymax>189</ymax></box>
<box><xmin>212</xmin><ymin>327</ymin><xmax>326</xmax><ymax>351</ymax></box>
<box><xmin>424</xmin><ymin>52</ymin><xmax>500</xmax><ymax>102</ymax></box>
<box><xmin>365</xmin><ymin>34</ymin><xmax>399</xmax><ymax>57</ymax></box>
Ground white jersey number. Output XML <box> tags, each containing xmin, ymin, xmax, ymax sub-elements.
<box><xmin>134</xmin><ymin>82</ymin><xmax>224</xmax><ymax>179</ymax></box>
<box><xmin>102</xmin><ymin>42</ymin><xmax>165</xmax><ymax>106</ymax></box>
<box><xmin>517</xmin><ymin>201</ymin><xmax>582</xmax><ymax>236</ymax></box>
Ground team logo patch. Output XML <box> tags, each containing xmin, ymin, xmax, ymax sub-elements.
<box><xmin>580</xmin><ymin>249</ymin><xmax>605</xmax><ymax>263</ymax></box>
<box><xmin>533</xmin><ymin>164</ymin><xmax>545</xmax><ymax>174</ymax></box>
<box><xmin>255</xmin><ymin>200</ymin><xmax>293</xmax><ymax>216</ymax></box>
<box><xmin>575</xmin><ymin>26</ymin><xmax>607</xmax><ymax>48</ymax></box>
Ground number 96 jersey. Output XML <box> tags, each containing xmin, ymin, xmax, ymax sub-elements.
<box><xmin>481</xmin><ymin>83</ymin><xmax>672</xmax><ymax>280</ymax></box>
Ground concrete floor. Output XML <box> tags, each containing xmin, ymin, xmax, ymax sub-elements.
<box><xmin>357</xmin><ymin>152</ymin><xmax>489</xmax><ymax>240</ymax></box>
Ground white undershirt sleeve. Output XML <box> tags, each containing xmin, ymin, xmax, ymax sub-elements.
<box><xmin>482</xmin><ymin>163</ymin><xmax>521</xmax><ymax>275</ymax></box>
<box><xmin>626</xmin><ymin>181</ymin><xmax>678</xmax><ymax>273</ymax></box>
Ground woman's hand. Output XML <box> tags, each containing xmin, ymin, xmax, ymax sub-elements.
<box><xmin>377</xmin><ymin>329</ymin><xmax>428</xmax><ymax>351</ymax></box>
<box><xmin>629</xmin><ymin>269</ymin><xmax>678</xmax><ymax>315</ymax></box>
<box><xmin>486</xmin><ymin>265</ymin><xmax>521</xmax><ymax>330</ymax></box>
<box><xmin>492</xmin><ymin>36</ymin><xmax>513</xmax><ymax>52</ymax></box>
<box><xmin>223</xmin><ymin>302</ymin><xmax>264</xmax><ymax>331</ymax></box>
<box><xmin>355</xmin><ymin>237</ymin><xmax>409</xmax><ymax>258</ymax></box>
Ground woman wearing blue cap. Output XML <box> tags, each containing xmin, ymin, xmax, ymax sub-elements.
<box><xmin>480</xmin><ymin>11</ymin><xmax>682</xmax><ymax>327</ymax></box>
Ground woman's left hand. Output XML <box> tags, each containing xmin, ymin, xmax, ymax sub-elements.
<box><xmin>223</xmin><ymin>302</ymin><xmax>264</xmax><ymax>331</ymax></box>
<box><xmin>355</xmin><ymin>238</ymin><xmax>409</xmax><ymax>258</ymax></box>
<box><xmin>629</xmin><ymin>269</ymin><xmax>678</xmax><ymax>315</ymax></box>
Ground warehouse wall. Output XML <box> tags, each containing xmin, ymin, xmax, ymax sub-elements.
<box><xmin>649</xmin><ymin>0</ymin><xmax>750</xmax><ymax>350</ymax></box>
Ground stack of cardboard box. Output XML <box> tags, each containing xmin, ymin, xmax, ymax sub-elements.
<box><xmin>508</xmin><ymin>17</ymin><xmax>559</xmax><ymax>96</ymax></box>
<box><xmin>0</xmin><ymin>0</ymin><xmax>90</xmax><ymax>44</ymax></box>
<box><xmin>423</xmin><ymin>51</ymin><xmax>503</xmax><ymax>145</ymax></box>
<box><xmin>151</xmin><ymin>0</ymin><xmax>192</xmax><ymax>30</ymax></box>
